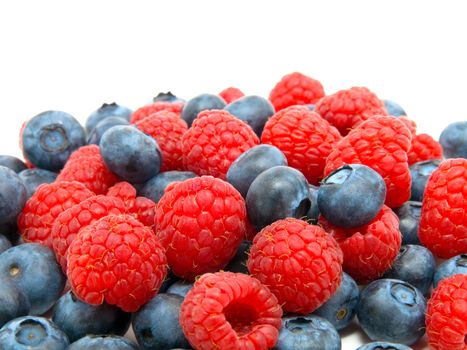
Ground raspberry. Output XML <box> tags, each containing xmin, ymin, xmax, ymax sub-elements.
<box><xmin>247</xmin><ymin>218</ymin><xmax>343</xmax><ymax>314</ymax></box>
<box><xmin>106</xmin><ymin>181</ymin><xmax>136</xmax><ymax>207</ymax></box>
<box><xmin>67</xmin><ymin>214</ymin><xmax>167</xmax><ymax>312</ymax></box>
<box><xmin>319</xmin><ymin>205</ymin><xmax>402</xmax><ymax>284</ymax></box>
<box><xmin>155</xmin><ymin>176</ymin><xmax>247</xmax><ymax>280</ymax></box>
<box><xmin>407</xmin><ymin>133</ymin><xmax>443</xmax><ymax>165</ymax></box>
<box><xmin>315</xmin><ymin>87</ymin><xmax>388</xmax><ymax>135</ymax></box>
<box><xmin>324</xmin><ymin>116</ymin><xmax>412</xmax><ymax>208</ymax></box>
<box><xmin>134</xmin><ymin>111</ymin><xmax>188</xmax><ymax>171</ymax></box>
<box><xmin>419</xmin><ymin>158</ymin><xmax>467</xmax><ymax>258</ymax></box>
<box><xmin>18</xmin><ymin>181</ymin><xmax>94</xmax><ymax>248</ymax></box>
<box><xmin>56</xmin><ymin>145</ymin><xmax>118</xmax><ymax>194</ymax></box>
<box><xmin>398</xmin><ymin>116</ymin><xmax>417</xmax><ymax>137</ymax></box>
<box><xmin>426</xmin><ymin>274</ymin><xmax>467</xmax><ymax>350</ymax></box>
<box><xmin>51</xmin><ymin>195</ymin><xmax>126</xmax><ymax>272</ymax></box>
<box><xmin>181</xmin><ymin>110</ymin><xmax>259</xmax><ymax>180</ymax></box>
<box><xmin>180</xmin><ymin>271</ymin><xmax>282</xmax><ymax>350</ymax></box>
<box><xmin>269</xmin><ymin>72</ymin><xmax>325</xmax><ymax>111</ymax></box>
<box><xmin>219</xmin><ymin>87</ymin><xmax>244</xmax><ymax>104</ymax></box>
<box><xmin>130</xmin><ymin>101</ymin><xmax>184</xmax><ymax>124</ymax></box>
<box><xmin>261</xmin><ymin>106</ymin><xmax>342</xmax><ymax>185</ymax></box>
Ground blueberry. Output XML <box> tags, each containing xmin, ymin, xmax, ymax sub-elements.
<box><xmin>383</xmin><ymin>245</ymin><xmax>435</xmax><ymax>295</ymax></box>
<box><xmin>0</xmin><ymin>243</ymin><xmax>66</xmax><ymax>315</ymax></box>
<box><xmin>152</xmin><ymin>91</ymin><xmax>185</xmax><ymax>103</ymax></box>
<box><xmin>439</xmin><ymin>121</ymin><xmax>467</xmax><ymax>158</ymax></box>
<box><xmin>51</xmin><ymin>291</ymin><xmax>131</xmax><ymax>343</ymax></box>
<box><xmin>18</xmin><ymin>168</ymin><xmax>57</xmax><ymax>200</ymax></box>
<box><xmin>306</xmin><ymin>184</ymin><xmax>320</xmax><ymax>224</ymax></box>
<box><xmin>227</xmin><ymin>145</ymin><xmax>288</xmax><ymax>198</ymax></box>
<box><xmin>0</xmin><ymin>222</ymin><xmax>19</xmax><ymax>245</ymax></box>
<box><xmin>0</xmin><ymin>235</ymin><xmax>12</xmax><ymax>254</ymax></box>
<box><xmin>100</xmin><ymin>125</ymin><xmax>162</xmax><ymax>183</ymax></box>
<box><xmin>273</xmin><ymin>315</ymin><xmax>341</xmax><ymax>350</ymax></box>
<box><xmin>68</xmin><ymin>335</ymin><xmax>139</xmax><ymax>350</ymax></box>
<box><xmin>0</xmin><ymin>316</ymin><xmax>69</xmax><ymax>350</ymax></box>
<box><xmin>224</xmin><ymin>95</ymin><xmax>275</xmax><ymax>136</ymax></box>
<box><xmin>383</xmin><ymin>100</ymin><xmax>407</xmax><ymax>117</ymax></box>
<box><xmin>159</xmin><ymin>270</ymin><xmax>179</xmax><ymax>293</ymax></box>
<box><xmin>85</xmin><ymin>102</ymin><xmax>132</xmax><ymax>134</ymax></box>
<box><xmin>307</xmin><ymin>104</ymin><xmax>316</xmax><ymax>111</ymax></box>
<box><xmin>356</xmin><ymin>341</ymin><xmax>413</xmax><ymax>350</ymax></box>
<box><xmin>0</xmin><ymin>156</ymin><xmax>27</xmax><ymax>173</ymax></box>
<box><xmin>166</xmin><ymin>281</ymin><xmax>194</xmax><ymax>298</ymax></box>
<box><xmin>394</xmin><ymin>201</ymin><xmax>422</xmax><ymax>245</ymax></box>
<box><xmin>314</xmin><ymin>272</ymin><xmax>359</xmax><ymax>330</ymax></box>
<box><xmin>0</xmin><ymin>166</ymin><xmax>27</xmax><ymax>224</ymax></box>
<box><xmin>357</xmin><ymin>279</ymin><xmax>426</xmax><ymax>345</ymax></box>
<box><xmin>318</xmin><ymin>164</ymin><xmax>386</xmax><ymax>228</ymax></box>
<box><xmin>410</xmin><ymin>160</ymin><xmax>441</xmax><ymax>201</ymax></box>
<box><xmin>433</xmin><ymin>254</ymin><xmax>467</xmax><ymax>288</ymax></box>
<box><xmin>246</xmin><ymin>166</ymin><xmax>311</xmax><ymax>231</ymax></box>
<box><xmin>87</xmin><ymin>116</ymin><xmax>129</xmax><ymax>145</ymax></box>
<box><xmin>0</xmin><ymin>279</ymin><xmax>30</xmax><ymax>328</ymax></box>
<box><xmin>225</xmin><ymin>240</ymin><xmax>251</xmax><ymax>274</ymax></box>
<box><xmin>140</xmin><ymin>171</ymin><xmax>198</xmax><ymax>203</ymax></box>
<box><xmin>181</xmin><ymin>93</ymin><xmax>226</xmax><ymax>127</ymax></box>
<box><xmin>133</xmin><ymin>293</ymin><xmax>190</xmax><ymax>350</ymax></box>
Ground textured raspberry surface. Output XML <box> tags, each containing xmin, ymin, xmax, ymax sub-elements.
<box><xmin>51</xmin><ymin>195</ymin><xmax>126</xmax><ymax>272</ymax></box>
<box><xmin>181</xmin><ymin>110</ymin><xmax>259</xmax><ymax>180</ymax></box>
<box><xmin>18</xmin><ymin>181</ymin><xmax>94</xmax><ymax>247</ymax></box>
<box><xmin>67</xmin><ymin>214</ymin><xmax>167</xmax><ymax>312</ymax></box>
<box><xmin>419</xmin><ymin>158</ymin><xmax>467</xmax><ymax>258</ymax></box>
<box><xmin>398</xmin><ymin>116</ymin><xmax>417</xmax><ymax>137</ymax></box>
<box><xmin>219</xmin><ymin>87</ymin><xmax>244</xmax><ymax>104</ymax></box>
<box><xmin>135</xmin><ymin>111</ymin><xmax>188</xmax><ymax>171</ymax></box>
<box><xmin>324</xmin><ymin>116</ymin><xmax>412</xmax><ymax>208</ymax></box>
<box><xmin>130</xmin><ymin>101</ymin><xmax>184</xmax><ymax>124</ymax></box>
<box><xmin>407</xmin><ymin>133</ymin><xmax>443</xmax><ymax>165</ymax></box>
<box><xmin>180</xmin><ymin>271</ymin><xmax>282</xmax><ymax>350</ymax></box>
<box><xmin>56</xmin><ymin>145</ymin><xmax>118</xmax><ymax>194</ymax></box>
<box><xmin>315</xmin><ymin>87</ymin><xmax>388</xmax><ymax>135</ymax></box>
<box><xmin>155</xmin><ymin>176</ymin><xmax>247</xmax><ymax>280</ymax></box>
<box><xmin>319</xmin><ymin>205</ymin><xmax>402</xmax><ymax>284</ymax></box>
<box><xmin>261</xmin><ymin>106</ymin><xmax>342</xmax><ymax>185</ymax></box>
<box><xmin>106</xmin><ymin>181</ymin><xmax>137</xmax><ymax>208</ymax></box>
<box><xmin>247</xmin><ymin>218</ymin><xmax>343</xmax><ymax>314</ymax></box>
<box><xmin>269</xmin><ymin>72</ymin><xmax>325</xmax><ymax>111</ymax></box>
<box><xmin>426</xmin><ymin>274</ymin><xmax>467</xmax><ymax>350</ymax></box>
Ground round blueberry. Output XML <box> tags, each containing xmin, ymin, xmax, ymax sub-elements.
<box><xmin>410</xmin><ymin>159</ymin><xmax>441</xmax><ymax>202</ymax></box>
<box><xmin>394</xmin><ymin>201</ymin><xmax>422</xmax><ymax>245</ymax></box>
<box><xmin>433</xmin><ymin>254</ymin><xmax>467</xmax><ymax>288</ymax></box>
<box><xmin>307</xmin><ymin>104</ymin><xmax>316</xmax><ymax>111</ymax></box>
<box><xmin>87</xmin><ymin>116</ymin><xmax>129</xmax><ymax>145</ymax></box>
<box><xmin>140</xmin><ymin>171</ymin><xmax>198</xmax><ymax>203</ymax></box>
<box><xmin>158</xmin><ymin>270</ymin><xmax>179</xmax><ymax>293</ymax></box>
<box><xmin>227</xmin><ymin>144</ymin><xmax>288</xmax><ymax>198</ymax></box>
<box><xmin>18</xmin><ymin>168</ymin><xmax>57</xmax><ymax>200</ymax></box>
<box><xmin>85</xmin><ymin>102</ymin><xmax>132</xmax><ymax>134</ymax></box>
<box><xmin>0</xmin><ymin>155</ymin><xmax>27</xmax><ymax>173</ymax></box>
<box><xmin>357</xmin><ymin>279</ymin><xmax>426</xmax><ymax>345</ymax></box>
<box><xmin>318</xmin><ymin>164</ymin><xmax>386</xmax><ymax>228</ymax></box>
<box><xmin>0</xmin><ymin>279</ymin><xmax>30</xmax><ymax>328</ymax></box>
<box><xmin>225</xmin><ymin>240</ymin><xmax>252</xmax><ymax>274</ymax></box>
<box><xmin>0</xmin><ymin>235</ymin><xmax>12</xmax><ymax>254</ymax></box>
<box><xmin>166</xmin><ymin>280</ymin><xmax>194</xmax><ymax>298</ymax></box>
<box><xmin>68</xmin><ymin>335</ymin><xmax>139</xmax><ymax>350</ymax></box>
<box><xmin>439</xmin><ymin>121</ymin><xmax>467</xmax><ymax>159</ymax></box>
<box><xmin>0</xmin><ymin>166</ymin><xmax>27</xmax><ymax>224</ymax></box>
<box><xmin>306</xmin><ymin>184</ymin><xmax>320</xmax><ymax>224</ymax></box>
<box><xmin>181</xmin><ymin>93</ymin><xmax>226</xmax><ymax>127</ymax></box>
<box><xmin>356</xmin><ymin>341</ymin><xmax>413</xmax><ymax>350</ymax></box>
<box><xmin>383</xmin><ymin>99</ymin><xmax>407</xmax><ymax>117</ymax></box>
<box><xmin>152</xmin><ymin>91</ymin><xmax>185</xmax><ymax>103</ymax></box>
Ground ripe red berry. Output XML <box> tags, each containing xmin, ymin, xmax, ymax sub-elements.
<box><xmin>130</xmin><ymin>101</ymin><xmax>184</xmax><ymax>124</ymax></box>
<box><xmin>407</xmin><ymin>133</ymin><xmax>443</xmax><ymax>165</ymax></box>
<box><xmin>219</xmin><ymin>87</ymin><xmax>244</xmax><ymax>104</ymax></box>
<box><xmin>398</xmin><ymin>116</ymin><xmax>417</xmax><ymax>137</ymax></box>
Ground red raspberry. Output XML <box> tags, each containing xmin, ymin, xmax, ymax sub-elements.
<box><xmin>398</xmin><ymin>116</ymin><xmax>417</xmax><ymax>137</ymax></box>
<box><xmin>106</xmin><ymin>181</ymin><xmax>136</xmax><ymax>207</ymax></box>
<box><xmin>51</xmin><ymin>195</ymin><xmax>126</xmax><ymax>272</ymax></box>
<box><xmin>67</xmin><ymin>214</ymin><xmax>167</xmax><ymax>312</ymax></box>
<box><xmin>134</xmin><ymin>111</ymin><xmax>188</xmax><ymax>171</ymax></box>
<box><xmin>155</xmin><ymin>176</ymin><xmax>247</xmax><ymax>280</ymax></box>
<box><xmin>324</xmin><ymin>116</ymin><xmax>412</xmax><ymax>208</ymax></box>
<box><xmin>261</xmin><ymin>106</ymin><xmax>342</xmax><ymax>185</ymax></box>
<box><xmin>419</xmin><ymin>158</ymin><xmax>467</xmax><ymax>258</ymax></box>
<box><xmin>269</xmin><ymin>72</ymin><xmax>325</xmax><ymax>111</ymax></box>
<box><xmin>315</xmin><ymin>87</ymin><xmax>388</xmax><ymax>135</ymax></box>
<box><xmin>181</xmin><ymin>110</ymin><xmax>259</xmax><ymax>180</ymax></box>
<box><xmin>247</xmin><ymin>218</ymin><xmax>343</xmax><ymax>314</ymax></box>
<box><xmin>180</xmin><ymin>271</ymin><xmax>282</xmax><ymax>350</ymax></box>
<box><xmin>56</xmin><ymin>145</ymin><xmax>118</xmax><ymax>194</ymax></box>
<box><xmin>407</xmin><ymin>133</ymin><xmax>443</xmax><ymax>165</ymax></box>
<box><xmin>319</xmin><ymin>205</ymin><xmax>402</xmax><ymax>284</ymax></box>
<box><xmin>426</xmin><ymin>274</ymin><xmax>467</xmax><ymax>350</ymax></box>
<box><xmin>18</xmin><ymin>181</ymin><xmax>94</xmax><ymax>248</ymax></box>
<box><xmin>130</xmin><ymin>101</ymin><xmax>184</xmax><ymax>124</ymax></box>
<box><xmin>219</xmin><ymin>87</ymin><xmax>244</xmax><ymax>104</ymax></box>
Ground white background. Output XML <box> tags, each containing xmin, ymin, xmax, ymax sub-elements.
<box><xmin>1</xmin><ymin>1</ymin><xmax>466</xmax><ymax>349</ymax></box>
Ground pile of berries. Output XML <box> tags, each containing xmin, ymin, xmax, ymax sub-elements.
<box><xmin>0</xmin><ymin>72</ymin><xmax>466</xmax><ymax>350</ymax></box>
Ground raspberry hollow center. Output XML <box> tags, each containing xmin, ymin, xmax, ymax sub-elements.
<box><xmin>223</xmin><ymin>299</ymin><xmax>260</xmax><ymax>337</ymax></box>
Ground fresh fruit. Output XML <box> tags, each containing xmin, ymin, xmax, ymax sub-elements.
<box><xmin>356</xmin><ymin>342</ymin><xmax>413</xmax><ymax>350</ymax></box>
<box><xmin>17</xmin><ymin>168</ymin><xmax>57</xmax><ymax>200</ymax></box>
<box><xmin>219</xmin><ymin>87</ymin><xmax>244</xmax><ymax>104</ymax></box>
<box><xmin>225</xmin><ymin>240</ymin><xmax>251</xmax><ymax>274</ymax></box>
<box><xmin>166</xmin><ymin>280</ymin><xmax>194</xmax><ymax>298</ymax></box>
<box><xmin>0</xmin><ymin>279</ymin><xmax>30</xmax><ymax>328</ymax></box>
<box><xmin>139</xmin><ymin>170</ymin><xmax>197</xmax><ymax>203</ymax></box>
<box><xmin>410</xmin><ymin>159</ymin><xmax>441</xmax><ymax>202</ymax></box>
<box><xmin>394</xmin><ymin>201</ymin><xmax>422</xmax><ymax>245</ymax></box>
<box><xmin>152</xmin><ymin>91</ymin><xmax>185</xmax><ymax>103</ymax></box>
<box><xmin>383</xmin><ymin>99</ymin><xmax>407</xmax><ymax>116</ymax></box>
<box><xmin>433</xmin><ymin>254</ymin><xmax>467</xmax><ymax>288</ymax></box>
<box><xmin>68</xmin><ymin>335</ymin><xmax>139</xmax><ymax>350</ymax></box>
<box><xmin>87</xmin><ymin>116</ymin><xmax>129</xmax><ymax>145</ymax></box>
<box><xmin>181</xmin><ymin>93</ymin><xmax>226</xmax><ymax>127</ymax></box>
<box><xmin>85</xmin><ymin>102</ymin><xmax>132</xmax><ymax>134</ymax></box>
<box><xmin>0</xmin><ymin>235</ymin><xmax>12</xmax><ymax>254</ymax></box>
<box><xmin>130</xmin><ymin>101</ymin><xmax>184</xmax><ymax>124</ymax></box>
<box><xmin>439</xmin><ymin>121</ymin><xmax>467</xmax><ymax>158</ymax></box>
<box><xmin>407</xmin><ymin>133</ymin><xmax>443</xmax><ymax>165</ymax></box>
<box><xmin>306</xmin><ymin>184</ymin><xmax>320</xmax><ymax>224</ymax></box>
<box><xmin>0</xmin><ymin>155</ymin><xmax>27</xmax><ymax>173</ymax></box>
<box><xmin>0</xmin><ymin>166</ymin><xmax>27</xmax><ymax>224</ymax></box>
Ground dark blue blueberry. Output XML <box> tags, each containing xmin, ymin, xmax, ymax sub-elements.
<box><xmin>181</xmin><ymin>93</ymin><xmax>226</xmax><ymax>127</ymax></box>
<box><xmin>410</xmin><ymin>160</ymin><xmax>441</xmax><ymax>202</ymax></box>
<box><xmin>18</xmin><ymin>168</ymin><xmax>57</xmax><ymax>200</ymax></box>
<box><xmin>68</xmin><ymin>335</ymin><xmax>139</xmax><ymax>350</ymax></box>
<box><xmin>356</xmin><ymin>341</ymin><xmax>413</xmax><ymax>350</ymax></box>
<box><xmin>0</xmin><ymin>316</ymin><xmax>69</xmax><ymax>350</ymax></box>
<box><xmin>85</xmin><ymin>102</ymin><xmax>132</xmax><ymax>134</ymax></box>
<box><xmin>133</xmin><ymin>293</ymin><xmax>190</xmax><ymax>350</ymax></box>
<box><xmin>383</xmin><ymin>245</ymin><xmax>435</xmax><ymax>295</ymax></box>
<box><xmin>0</xmin><ymin>243</ymin><xmax>66</xmax><ymax>315</ymax></box>
<box><xmin>0</xmin><ymin>222</ymin><xmax>19</xmax><ymax>245</ymax></box>
<box><xmin>140</xmin><ymin>171</ymin><xmax>198</xmax><ymax>203</ymax></box>
<box><xmin>0</xmin><ymin>156</ymin><xmax>27</xmax><ymax>173</ymax></box>
<box><xmin>357</xmin><ymin>279</ymin><xmax>426</xmax><ymax>345</ymax></box>
<box><xmin>314</xmin><ymin>272</ymin><xmax>359</xmax><ymax>330</ymax></box>
<box><xmin>0</xmin><ymin>235</ymin><xmax>12</xmax><ymax>254</ymax></box>
<box><xmin>224</xmin><ymin>95</ymin><xmax>275</xmax><ymax>136</ymax></box>
<box><xmin>394</xmin><ymin>201</ymin><xmax>422</xmax><ymax>245</ymax></box>
<box><xmin>439</xmin><ymin>121</ymin><xmax>467</xmax><ymax>159</ymax></box>
<box><xmin>166</xmin><ymin>281</ymin><xmax>194</xmax><ymax>298</ymax></box>
<box><xmin>306</xmin><ymin>104</ymin><xmax>316</xmax><ymax>111</ymax></box>
<box><xmin>433</xmin><ymin>254</ymin><xmax>467</xmax><ymax>288</ymax></box>
<box><xmin>0</xmin><ymin>279</ymin><xmax>30</xmax><ymax>328</ymax></box>
<box><xmin>51</xmin><ymin>291</ymin><xmax>131</xmax><ymax>343</ymax></box>
<box><xmin>87</xmin><ymin>116</ymin><xmax>129</xmax><ymax>145</ymax></box>
<box><xmin>383</xmin><ymin>100</ymin><xmax>407</xmax><ymax>117</ymax></box>
<box><xmin>273</xmin><ymin>315</ymin><xmax>341</xmax><ymax>350</ymax></box>
<box><xmin>227</xmin><ymin>145</ymin><xmax>288</xmax><ymax>198</ymax></box>
<box><xmin>159</xmin><ymin>270</ymin><xmax>179</xmax><ymax>293</ymax></box>
<box><xmin>306</xmin><ymin>184</ymin><xmax>320</xmax><ymax>224</ymax></box>
<box><xmin>152</xmin><ymin>91</ymin><xmax>185</xmax><ymax>103</ymax></box>
<box><xmin>22</xmin><ymin>110</ymin><xmax>86</xmax><ymax>171</ymax></box>
<box><xmin>225</xmin><ymin>241</ymin><xmax>251</xmax><ymax>274</ymax></box>
<box><xmin>100</xmin><ymin>125</ymin><xmax>162</xmax><ymax>183</ymax></box>
<box><xmin>318</xmin><ymin>164</ymin><xmax>386</xmax><ymax>228</ymax></box>
<box><xmin>246</xmin><ymin>166</ymin><xmax>310</xmax><ymax>231</ymax></box>
<box><xmin>0</xmin><ymin>166</ymin><xmax>27</xmax><ymax>224</ymax></box>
